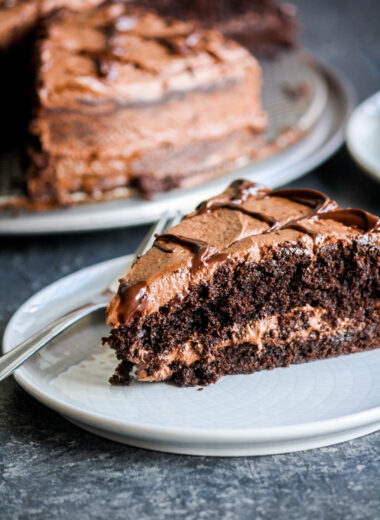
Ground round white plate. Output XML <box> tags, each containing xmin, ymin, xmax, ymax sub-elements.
<box><xmin>0</xmin><ymin>56</ymin><xmax>353</xmax><ymax>235</ymax></box>
<box><xmin>346</xmin><ymin>91</ymin><xmax>380</xmax><ymax>182</ymax></box>
<box><xmin>4</xmin><ymin>255</ymin><xmax>379</xmax><ymax>456</ymax></box>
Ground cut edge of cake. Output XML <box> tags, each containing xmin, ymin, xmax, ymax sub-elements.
<box><xmin>104</xmin><ymin>179</ymin><xmax>380</xmax><ymax>386</ymax></box>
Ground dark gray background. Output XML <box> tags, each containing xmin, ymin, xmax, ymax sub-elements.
<box><xmin>1</xmin><ymin>1</ymin><xmax>379</xmax><ymax>518</ymax></box>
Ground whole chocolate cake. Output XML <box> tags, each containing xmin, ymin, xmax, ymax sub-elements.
<box><xmin>26</xmin><ymin>3</ymin><xmax>267</xmax><ymax>204</ymax></box>
<box><xmin>136</xmin><ymin>0</ymin><xmax>298</xmax><ymax>55</ymax></box>
<box><xmin>0</xmin><ymin>0</ymin><xmax>298</xmax><ymax>207</ymax></box>
<box><xmin>105</xmin><ymin>180</ymin><xmax>380</xmax><ymax>386</ymax></box>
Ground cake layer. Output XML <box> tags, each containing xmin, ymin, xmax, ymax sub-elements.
<box><xmin>105</xmin><ymin>181</ymin><xmax>380</xmax><ymax>386</ymax></box>
<box><xmin>32</xmin><ymin>78</ymin><xmax>265</xmax><ymax>158</ymax></box>
<box><xmin>107</xmin><ymin>233</ymin><xmax>379</xmax><ymax>384</ymax></box>
<box><xmin>27</xmin><ymin>129</ymin><xmax>264</xmax><ymax>203</ymax></box>
<box><xmin>114</xmin><ymin>305</ymin><xmax>377</xmax><ymax>383</ymax></box>
<box><xmin>27</xmin><ymin>3</ymin><xmax>267</xmax><ymax>204</ymax></box>
<box><xmin>171</xmin><ymin>318</ymin><xmax>378</xmax><ymax>386</ymax></box>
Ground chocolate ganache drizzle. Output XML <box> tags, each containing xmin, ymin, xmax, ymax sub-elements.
<box><xmin>116</xmin><ymin>180</ymin><xmax>379</xmax><ymax>324</ymax></box>
<box><xmin>153</xmin><ymin>234</ymin><xmax>215</xmax><ymax>273</ymax></box>
<box><xmin>193</xmin><ymin>179</ymin><xmax>270</xmax><ymax>213</ymax></box>
<box><xmin>117</xmin><ymin>280</ymin><xmax>148</xmax><ymax>324</ymax></box>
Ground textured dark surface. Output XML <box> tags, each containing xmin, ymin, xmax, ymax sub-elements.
<box><xmin>1</xmin><ymin>0</ymin><xmax>380</xmax><ymax>518</ymax></box>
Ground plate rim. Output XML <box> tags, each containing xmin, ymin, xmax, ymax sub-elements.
<box><xmin>346</xmin><ymin>90</ymin><xmax>380</xmax><ymax>182</ymax></box>
<box><xmin>3</xmin><ymin>254</ymin><xmax>380</xmax><ymax>446</ymax></box>
<box><xmin>0</xmin><ymin>52</ymin><xmax>355</xmax><ymax>235</ymax></box>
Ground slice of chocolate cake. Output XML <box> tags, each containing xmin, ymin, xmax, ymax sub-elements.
<box><xmin>105</xmin><ymin>180</ymin><xmax>380</xmax><ymax>386</ymax></box>
<box><xmin>26</xmin><ymin>3</ymin><xmax>267</xmax><ymax>205</ymax></box>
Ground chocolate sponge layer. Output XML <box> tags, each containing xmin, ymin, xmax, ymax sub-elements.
<box><xmin>106</xmin><ymin>238</ymin><xmax>379</xmax><ymax>386</ymax></box>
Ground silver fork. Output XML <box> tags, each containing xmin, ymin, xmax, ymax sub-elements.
<box><xmin>0</xmin><ymin>210</ymin><xmax>183</xmax><ymax>382</ymax></box>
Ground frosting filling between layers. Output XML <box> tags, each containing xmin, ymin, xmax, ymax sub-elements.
<box><xmin>28</xmin><ymin>129</ymin><xmax>265</xmax><ymax>202</ymax></box>
<box><xmin>133</xmin><ymin>305</ymin><xmax>366</xmax><ymax>381</ymax></box>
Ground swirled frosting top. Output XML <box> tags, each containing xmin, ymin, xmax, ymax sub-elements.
<box><xmin>38</xmin><ymin>2</ymin><xmax>263</xmax><ymax>109</ymax></box>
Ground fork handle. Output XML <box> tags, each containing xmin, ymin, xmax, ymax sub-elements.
<box><xmin>0</xmin><ymin>302</ymin><xmax>106</xmax><ymax>382</ymax></box>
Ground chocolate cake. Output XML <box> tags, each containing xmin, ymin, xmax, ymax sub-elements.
<box><xmin>105</xmin><ymin>180</ymin><xmax>380</xmax><ymax>386</ymax></box>
<box><xmin>26</xmin><ymin>3</ymin><xmax>267</xmax><ymax>205</ymax></box>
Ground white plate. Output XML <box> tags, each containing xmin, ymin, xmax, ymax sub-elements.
<box><xmin>0</xmin><ymin>56</ymin><xmax>353</xmax><ymax>235</ymax></box>
<box><xmin>346</xmin><ymin>91</ymin><xmax>380</xmax><ymax>182</ymax></box>
<box><xmin>3</xmin><ymin>255</ymin><xmax>380</xmax><ymax>456</ymax></box>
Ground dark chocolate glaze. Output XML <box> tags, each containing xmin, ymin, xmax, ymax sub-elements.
<box><xmin>194</xmin><ymin>179</ymin><xmax>269</xmax><ymax>215</ymax></box>
<box><xmin>155</xmin><ymin>234</ymin><xmax>215</xmax><ymax>273</ymax></box>
<box><xmin>226</xmin><ymin>179</ymin><xmax>270</xmax><ymax>203</ymax></box>
<box><xmin>318</xmin><ymin>209</ymin><xmax>380</xmax><ymax>233</ymax></box>
<box><xmin>117</xmin><ymin>280</ymin><xmax>148</xmax><ymax>323</ymax></box>
<box><xmin>264</xmin><ymin>187</ymin><xmax>339</xmax><ymax>237</ymax></box>
<box><xmin>268</xmin><ymin>187</ymin><xmax>335</xmax><ymax>211</ymax></box>
<box><xmin>154</xmin><ymin>242</ymin><xmax>177</xmax><ymax>253</ymax></box>
<box><xmin>196</xmin><ymin>202</ymin><xmax>278</xmax><ymax>226</ymax></box>
<box><xmin>116</xmin><ymin>181</ymin><xmax>380</xmax><ymax>324</ymax></box>
<box><xmin>192</xmin><ymin>184</ymin><xmax>339</xmax><ymax>239</ymax></box>
<box><xmin>155</xmin><ymin>183</ymin><xmax>271</xmax><ymax>271</ymax></box>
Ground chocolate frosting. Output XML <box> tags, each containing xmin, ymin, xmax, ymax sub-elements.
<box><xmin>107</xmin><ymin>180</ymin><xmax>380</xmax><ymax>327</ymax></box>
